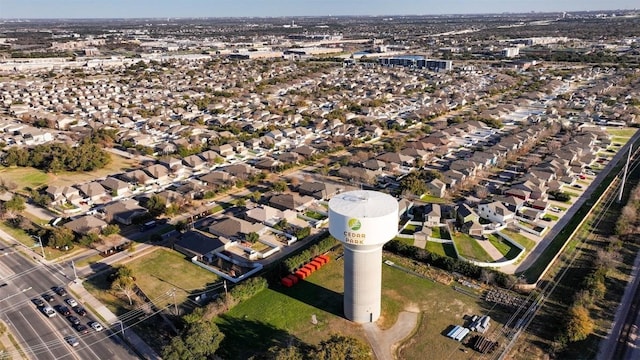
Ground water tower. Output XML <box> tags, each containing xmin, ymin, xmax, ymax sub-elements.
<box><xmin>328</xmin><ymin>190</ymin><xmax>398</xmax><ymax>323</ymax></box>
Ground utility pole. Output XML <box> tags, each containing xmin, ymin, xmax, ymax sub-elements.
<box><xmin>119</xmin><ymin>320</ymin><xmax>125</xmax><ymax>336</ymax></box>
<box><xmin>618</xmin><ymin>144</ymin><xmax>632</xmax><ymax>203</ymax></box>
<box><xmin>171</xmin><ymin>288</ymin><xmax>177</xmax><ymax>314</ymax></box>
<box><xmin>71</xmin><ymin>260</ymin><xmax>78</xmax><ymax>282</ymax></box>
<box><xmin>33</xmin><ymin>235</ymin><xmax>45</xmax><ymax>260</ymax></box>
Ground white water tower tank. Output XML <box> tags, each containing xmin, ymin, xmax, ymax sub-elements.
<box><xmin>329</xmin><ymin>190</ymin><xmax>398</xmax><ymax>323</ymax></box>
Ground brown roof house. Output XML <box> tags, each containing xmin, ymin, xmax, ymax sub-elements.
<box><xmin>144</xmin><ymin>164</ymin><xmax>171</xmax><ymax>185</ymax></box>
<box><xmin>63</xmin><ymin>215</ymin><xmax>108</xmax><ymax>235</ymax></box>
<box><xmin>103</xmin><ymin>199</ymin><xmax>148</xmax><ymax>225</ymax></box>
<box><xmin>297</xmin><ymin>181</ymin><xmax>342</xmax><ymax>200</ymax></box>
<box><xmin>76</xmin><ymin>182</ymin><xmax>108</xmax><ymax>205</ymax></box>
<box><xmin>100</xmin><ymin>177</ymin><xmax>131</xmax><ymax>197</ymax></box>
<box><xmin>208</xmin><ymin>216</ymin><xmax>264</xmax><ymax>241</ymax></box>
<box><xmin>269</xmin><ymin>193</ymin><xmax>315</xmax><ymax>212</ymax></box>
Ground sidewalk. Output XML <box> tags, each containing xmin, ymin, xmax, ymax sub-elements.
<box><xmin>0</xmin><ymin>319</ymin><xmax>26</xmax><ymax>360</ymax></box>
<box><xmin>69</xmin><ymin>281</ymin><xmax>162</xmax><ymax>360</ymax></box>
<box><xmin>476</xmin><ymin>238</ymin><xmax>504</xmax><ymax>261</ymax></box>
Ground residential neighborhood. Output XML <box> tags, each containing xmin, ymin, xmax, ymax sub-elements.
<box><xmin>0</xmin><ymin>8</ymin><xmax>639</xmax><ymax>360</ymax></box>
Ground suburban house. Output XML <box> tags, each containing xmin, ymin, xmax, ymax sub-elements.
<box><xmin>102</xmin><ymin>199</ymin><xmax>148</xmax><ymax>225</ymax></box>
<box><xmin>208</xmin><ymin>216</ymin><xmax>264</xmax><ymax>241</ymax></box>
<box><xmin>121</xmin><ymin>170</ymin><xmax>154</xmax><ymax>186</ymax></box>
<box><xmin>244</xmin><ymin>205</ymin><xmax>297</xmax><ymax>227</ymax></box>
<box><xmin>297</xmin><ymin>181</ymin><xmax>342</xmax><ymax>200</ymax></box>
<box><xmin>423</xmin><ymin>203</ymin><xmax>441</xmax><ymax>227</ymax></box>
<box><xmin>427</xmin><ymin>178</ymin><xmax>447</xmax><ymax>198</ymax></box>
<box><xmin>477</xmin><ymin>201</ymin><xmax>515</xmax><ymax>225</ymax></box>
<box><xmin>182</xmin><ymin>154</ymin><xmax>206</xmax><ymax>171</ymax></box>
<box><xmin>76</xmin><ymin>182</ymin><xmax>108</xmax><ymax>204</ymax></box>
<box><xmin>173</xmin><ymin>230</ymin><xmax>227</xmax><ymax>263</ymax></box>
<box><xmin>100</xmin><ymin>177</ymin><xmax>131</xmax><ymax>197</ymax></box>
<box><xmin>63</xmin><ymin>215</ymin><xmax>108</xmax><ymax>235</ymax></box>
<box><xmin>46</xmin><ymin>185</ymin><xmax>82</xmax><ymax>206</ymax></box>
<box><xmin>144</xmin><ymin>164</ymin><xmax>171</xmax><ymax>185</ymax></box>
<box><xmin>456</xmin><ymin>203</ymin><xmax>479</xmax><ymax>225</ymax></box>
<box><xmin>269</xmin><ymin>193</ymin><xmax>315</xmax><ymax>212</ymax></box>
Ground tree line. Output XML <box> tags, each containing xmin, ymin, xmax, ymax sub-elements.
<box><xmin>2</xmin><ymin>141</ymin><xmax>110</xmax><ymax>173</ymax></box>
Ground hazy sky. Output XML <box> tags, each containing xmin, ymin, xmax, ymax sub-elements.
<box><xmin>1</xmin><ymin>0</ymin><xmax>638</xmax><ymax>19</ymax></box>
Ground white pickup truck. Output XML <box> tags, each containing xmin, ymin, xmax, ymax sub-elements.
<box><xmin>42</xmin><ymin>306</ymin><xmax>56</xmax><ymax>318</ymax></box>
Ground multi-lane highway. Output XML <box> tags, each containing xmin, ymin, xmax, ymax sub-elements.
<box><xmin>0</xmin><ymin>249</ymin><xmax>137</xmax><ymax>359</ymax></box>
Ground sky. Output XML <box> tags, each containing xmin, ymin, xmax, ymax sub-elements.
<box><xmin>0</xmin><ymin>0</ymin><xmax>638</xmax><ymax>19</ymax></box>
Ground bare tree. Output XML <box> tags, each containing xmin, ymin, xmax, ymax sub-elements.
<box><xmin>475</xmin><ymin>185</ymin><xmax>490</xmax><ymax>200</ymax></box>
<box><xmin>479</xmin><ymin>269</ymin><xmax>496</xmax><ymax>285</ymax></box>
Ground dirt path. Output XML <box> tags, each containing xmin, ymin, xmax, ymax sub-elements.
<box><xmin>363</xmin><ymin>307</ymin><xmax>420</xmax><ymax>360</ymax></box>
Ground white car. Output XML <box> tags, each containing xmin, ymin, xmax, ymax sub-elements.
<box><xmin>549</xmin><ymin>207</ymin><xmax>561</xmax><ymax>213</ymax></box>
<box><xmin>90</xmin><ymin>321</ymin><xmax>104</xmax><ymax>332</ymax></box>
<box><xmin>65</xmin><ymin>336</ymin><xmax>79</xmax><ymax>347</ymax></box>
<box><xmin>65</xmin><ymin>298</ymin><xmax>78</xmax><ymax>307</ymax></box>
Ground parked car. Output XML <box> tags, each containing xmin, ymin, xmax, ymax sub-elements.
<box><xmin>42</xmin><ymin>293</ymin><xmax>55</xmax><ymax>302</ymax></box>
<box><xmin>32</xmin><ymin>298</ymin><xmax>45</xmax><ymax>308</ymax></box>
<box><xmin>549</xmin><ymin>207</ymin><xmax>561</xmax><ymax>213</ymax></box>
<box><xmin>65</xmin><ymin>298</ymin><xmax>78</xmax><ymax>307</ymax></box>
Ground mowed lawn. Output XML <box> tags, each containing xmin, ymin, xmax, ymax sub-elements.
<box><xmin>218</xmin><ymin>252</ymin><xmax>498</xmax><ymax>360</ymax></box>
<box><xmin>0</xmin><ymin>153</ymin><xmax>136</xmax><ymax>190</ymax></box>
<box><xmin>452</xmin><ymin>232</ymin><xmax>493</xmax><ymax>262</ymax></box>
<box><xmin>606</xmin><ymin>127</ymin><xmax>637</xmax><ymax>138</ymax></box>
<box><xmin>128</xmin><ymin>248</ymin><xmax>220</xmax><ymax>306</ymax></box>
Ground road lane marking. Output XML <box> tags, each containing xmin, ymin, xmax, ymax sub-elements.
<box><xmin>19</xmin><ymin>309</ymin><xmax>56</xmax><ymax>360</ymax></box>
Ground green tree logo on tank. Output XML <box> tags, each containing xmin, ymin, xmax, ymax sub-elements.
<box><xmin>348</xmin><ymin>218</ymin><xmax>362</xmax><ymax>231</ymax></box>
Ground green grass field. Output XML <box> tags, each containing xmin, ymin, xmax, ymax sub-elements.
<box><xmin>500</xmin><ymin>229</ymin><xmax>536</xmax><ymax>251</ymax></box>
<box><xmin>606</xmin><ymin>128</ymin><xmax>637</xmax><ymax>138</ymax></box>
<box><xmin>426</xmin><ymin>241</ymin><xmax>457</xmax><ymax>258</ymax></box>
<box><xmin>452</xmin><ymin>232</ymin><xmax>493</xmax><ymax>262</ymax></box>
<box><xmin>487</xmin><ymin>233</ymin><xmax>521</xmax><ymax>260</ymax></box>
<box><xmin>0</xmin><ymin>153</ymin><xmax>136</xmax><ymax>191</ymax></box>
<box><xmin>419</xmin><ymin>194</ymin><xmax>449</xmax><ymax>204</ymax></box>
<box><xmin>128</xmin><ymin>248</ymin><xmax>220</xmax><ymax>305</ymax></box>
<box><xmin>217</xmin><ymin>252</ymin><xmax>500</xmax><ymax>360</ymax></box>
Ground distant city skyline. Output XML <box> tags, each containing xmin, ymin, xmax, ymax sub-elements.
<box><xmin>1</xmin><ymin>0</ymin><xmax>638</xmax><ymax>19</ymax></box>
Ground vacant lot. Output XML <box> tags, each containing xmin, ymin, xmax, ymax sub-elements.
<box><xmin>606</xmin><ymin>127</ymin><xmax>637</xmax><ymax>138</ymax></box>
<box><xmin>128</xmin><ymin>248</ymin><xmax>220</xmax><ymax>305</ymax></box>
<box><xmin>217</xmin><ymin>251</ymin><xmax>507</xmax><ymax>360</ymax></box>
<box><xmin>0</xmin><ymin>153</ymin><xmax>136</xmax><ymax>190</ymax></box>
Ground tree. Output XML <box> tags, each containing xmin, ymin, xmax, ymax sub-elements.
<box><xmin>272</xmin><ymin>181</ymin><xmax>288</xmax><ymax>193</ymax></box>
<box><xmin>3</xmin><ymin>194</ymin><xmax>26</xmax><ymax>219</ymax></box>
<box><xmin>268</xmin><ymin>344</ymin><xmax>307</xmax><ymax>360</ymax></box>
<box><xmin>144</xmin><ymin>195</ymin><xmax>166</xmax><ymax>216</ymax></box>
<box><xmin>474</xmin><ymin>185</ymin><xmax>490</xmax><ymax>200</ymax></box>
<box><xmin>79</xmin><ymin>232</ymin><xmax>100</xmax><ymax>247</ymax></box>
<box><xmin>101</xmin><ymin>224</ymin><xmax>121</xmax><ymax>236</ymax></box>
<box><xmin>162</xmin><ymin>319</ymin><xmax>224</xmax><ymax>360</ymax></box>
<box><xmin>565</xmin><ymin>305</ymin><xmax>594</xmax><ymax>342</ymax></box>
<box><xmin>234</xmin><ymin>197</ymin><xmax>246</xmax><ymax>208</ymax></box>
<box><xmin>246</xmin><ymin>232</ymin><xmax>259</xmax><ymax>244</ymax></box>
<box><xmin>111</xmin><ymin>265</ymin><xmax>136</xmax><ymax>306</ymax></box>
<box><xmin>48</xmin><ymin>227</ymin><xmax>75</xmax><ymax>249</ymax></box>
<box><xmin>313</xmin><ymin>334</ymin><xmax>371</xmax><ymax>360</ymax></box>
<box><xmin>183</xmin><ymin>321</ymin><xmax>224</xmax><ymax>358</ymax></box>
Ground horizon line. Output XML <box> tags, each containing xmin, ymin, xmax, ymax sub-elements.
<box><xmin>1</xmin><ymin>8</ymin><xmax>638</xmax><ymax>21</ymax></box>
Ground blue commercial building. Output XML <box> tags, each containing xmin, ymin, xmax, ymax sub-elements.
<box><xmin>379</xmin><ymin>55</ymin><xmax>452</xmax><ymax>71</ymax></box>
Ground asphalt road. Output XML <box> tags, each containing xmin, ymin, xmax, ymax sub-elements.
<box><xmin>0</xmin><ymin>251</ymin><xmax>138</xmax><ymax>360</ymax></box>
